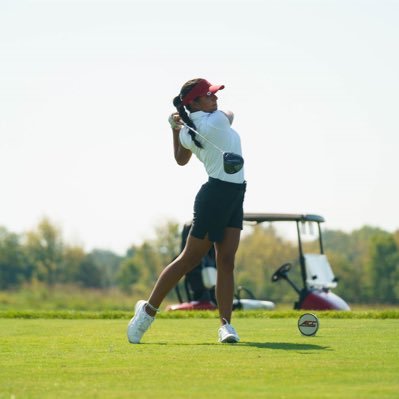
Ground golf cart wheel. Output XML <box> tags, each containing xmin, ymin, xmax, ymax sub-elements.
<box><xmin>271</xmin><ymin>263</ymin><xmax>292</xmax><ymax>282</ymax></box>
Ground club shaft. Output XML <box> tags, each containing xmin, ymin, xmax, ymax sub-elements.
<box><xmin>183</xmin><ymin>123</ymin><xmax>225</xmax><ymax>154</ymax></box>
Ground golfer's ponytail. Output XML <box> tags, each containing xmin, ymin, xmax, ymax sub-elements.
<box><xmin>173</xmin><ymin>79</ymin><xmax>203</xmax><ymax>149</ymax></box>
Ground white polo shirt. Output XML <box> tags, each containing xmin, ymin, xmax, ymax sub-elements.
<box><xmin>179</xmin><ymin>110</ymin><xmax>245</xmax><ymax>184</ymax></box>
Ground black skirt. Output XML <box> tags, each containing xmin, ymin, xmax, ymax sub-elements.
<box><xmin>190</xmin><ymin>177</ymin><xmax>247</xmax><ymax>242</ymax></box>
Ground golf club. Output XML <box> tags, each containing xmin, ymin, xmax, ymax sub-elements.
<box><xmin>183</xmin><ymin>123</ymin><xmax>244</xmax><ymax>174</ymax></box>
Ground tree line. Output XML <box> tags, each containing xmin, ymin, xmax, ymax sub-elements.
<box><xmin>0</xmin><ymin>218</ymin><xmax>398</xmax><ymax>304</ymax></box>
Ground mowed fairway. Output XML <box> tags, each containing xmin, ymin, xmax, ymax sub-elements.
<box><xmin>1</xmin><ymin>316</ymin><xmax>398</xmax><ymax>399</ymax></box>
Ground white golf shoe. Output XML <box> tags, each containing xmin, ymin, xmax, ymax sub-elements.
<box><xmin>218</xmin><ymin>319</ymin><xmax>240</xmax><ymax>343</ymax></box>
<box><xmin>127</xmin><ymin>300</ymin><xmax>154</xmax><ymax>344</ymax></box>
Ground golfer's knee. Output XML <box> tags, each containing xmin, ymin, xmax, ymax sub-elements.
<box><xmin>217</xmin><ymin>255</ymin><xmax>235</xmax><ymax>273</ymax></box>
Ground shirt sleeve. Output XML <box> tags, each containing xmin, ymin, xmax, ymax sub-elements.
<box><xmin>179</xmin><ymin>127</ymin><xmax>191</xmax><ymax>150</ymax></box>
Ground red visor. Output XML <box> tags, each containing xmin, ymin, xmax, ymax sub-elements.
<box><xmin>181</xmin><ymin>79</ymin><xmax>224</xmax><ymax>106</ymax></box>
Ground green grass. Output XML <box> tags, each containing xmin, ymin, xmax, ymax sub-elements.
<box><xmin>1</xmin><ymin>309</ymin><xmax>399</xmax><ymax>319</ymax></box>
<box><xmin>1</xmin><ymin>316</ymin><xmax>398</xmax><ymax>398</ymax></box>
<box><xmin>0</xmin><ymin>285</ymin><xmax>138</xmax><ymax>311</ymax></box>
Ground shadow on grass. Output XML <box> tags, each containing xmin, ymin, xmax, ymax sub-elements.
<box><xmin>238</xmin><ymin>342</ymin><xmax>332</xmax><ymax>351</ymax></box>
<box><xmin>143</xmin><ymin>342</ymin><xmax>331</xmax><ymax>351</ymax></box>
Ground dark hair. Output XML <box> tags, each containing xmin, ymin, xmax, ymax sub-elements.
<box><xmin>173</xmin><ymin>78</ymin><xmax>203</xmax><ymax>148</ymax></box>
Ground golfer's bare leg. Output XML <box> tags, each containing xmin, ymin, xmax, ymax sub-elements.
<box><xmin>214</xmin><ymin>227</ymin><xmax>241</xmax><ymax>324</ymax></box>
<box><xmin>146</xmin><ymin>235</ymin><xmax>212</xmax><ymax>316</ymax></box>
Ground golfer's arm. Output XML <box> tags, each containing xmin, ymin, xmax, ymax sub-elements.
<box><xmin>172</xmin><ymin>128</ymin><xmax>192</xmax><ymax>165</ymax></box>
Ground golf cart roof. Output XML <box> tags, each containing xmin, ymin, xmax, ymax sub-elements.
<box><xmin>243</xmin><ymin>213</ymin><xmax>325</xmax><ymax>223</ymax></box>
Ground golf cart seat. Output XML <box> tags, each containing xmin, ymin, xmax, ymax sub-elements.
<box><xmin>304</xmin><ymin>254</ymin><xmax>337</xmax><ymax>290</ymax></box>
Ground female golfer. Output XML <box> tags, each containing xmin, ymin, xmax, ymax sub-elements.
<box><xmin>127</xmin><ymin>78</ymin><xmax>246</xmax><ymax>344</ymax></box>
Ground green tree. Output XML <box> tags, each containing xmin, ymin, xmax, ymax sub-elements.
<box><xmin>116</xmin><ymin>220</ymin><xmax>181</xmax><ymax>297</ymax></box>
<box><xmin>393</xmin><ymin>230</ymin><xmax>399</xmax><ymax>248</ymax></box>
<box><xmin>323</xmin><ymin>229</ymin><xmax>365</xmax><ymax>303</ymax></box>
<box><xmin>323</xmin><ymin>226</ymin><xmax>388</xmax><ymax>303</ymax></box>
<box><xmin>369</xmin><ymin>233</ymin><xmax>399</xmax><ymax>303</ymax></box>
<box><xmin>87</xmin><ymin>249</ymin><xmax>122</xmax><ymax>287</ymax></box>
<box><xmin>24</xmin><ymin>218</ymin><xmax>64</xmax><ymax>285</ymax></box>
<box><xmin>153</xmin><ymin>221</ymin><xmax>181</xmax><ymax>267</ymax></box>
<box><xmin>0</xmin><ymin>227</ymin><xmax>30</xmax><ymax>288</ymax></box>
<box><xmin>130</xmin><ymin>242</ymin><xmax>162</xmax><ymax>289</ymax></box>
<box><xmin>59</xmin><ymin>245</ymin><xmax>86</xmax><ymax>284</ymax></box>
<box><xmin>236</xmin><ymin>225</ymin><xmax>298</xmax><ymax>302</ymax></box>
<box><xmin>117</xmin><ymin>256</ymin><xmax>141</xmax><ymax>294</ymax></box>
<box><xmin>77</xmin><ymin>254</ymin><xmax>103</xmax><ymax>288</ymax></box>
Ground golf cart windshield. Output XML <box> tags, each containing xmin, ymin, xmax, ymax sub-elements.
<box><xmin>243</xmin><ymin>213</ymin><xmax>337</xmax><ymax>290</ymax></box>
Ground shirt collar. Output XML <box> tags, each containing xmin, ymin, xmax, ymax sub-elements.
<box><xmin>190</xmin><ymin>111</ymin><xmax>210</xmax><ymax>121</ymax></box>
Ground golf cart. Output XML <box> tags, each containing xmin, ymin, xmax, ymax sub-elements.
<box><xmin>166</xmin><ymin>222</ymin><xmax>275</xmax><ymax>311</ymax></box>
<box><xmin>244</xmin><ymin>213</ymin><xmax>350</xmax><ymax>311</ymax></box>
<box><xmin>166</xmin><ymin>213</ymin><xmax>350</xmax><ymax>312</ymax></box>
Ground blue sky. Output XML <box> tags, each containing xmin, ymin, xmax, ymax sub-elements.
<box><xmin>1</xmin><ymin>0</ymin><xmax>398</xmax><ymax>254</ymax></box>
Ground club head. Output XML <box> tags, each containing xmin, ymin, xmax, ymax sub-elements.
<box><xmin>223</xmin><ymin>152</ymin><xmax>244</xmax><ymax>174</ymax></box>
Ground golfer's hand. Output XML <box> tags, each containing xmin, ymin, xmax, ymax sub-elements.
<box><xmin>168</xmin><ymin>113</ymin><xmax>183</xmax><ymax>130</ymax></box>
